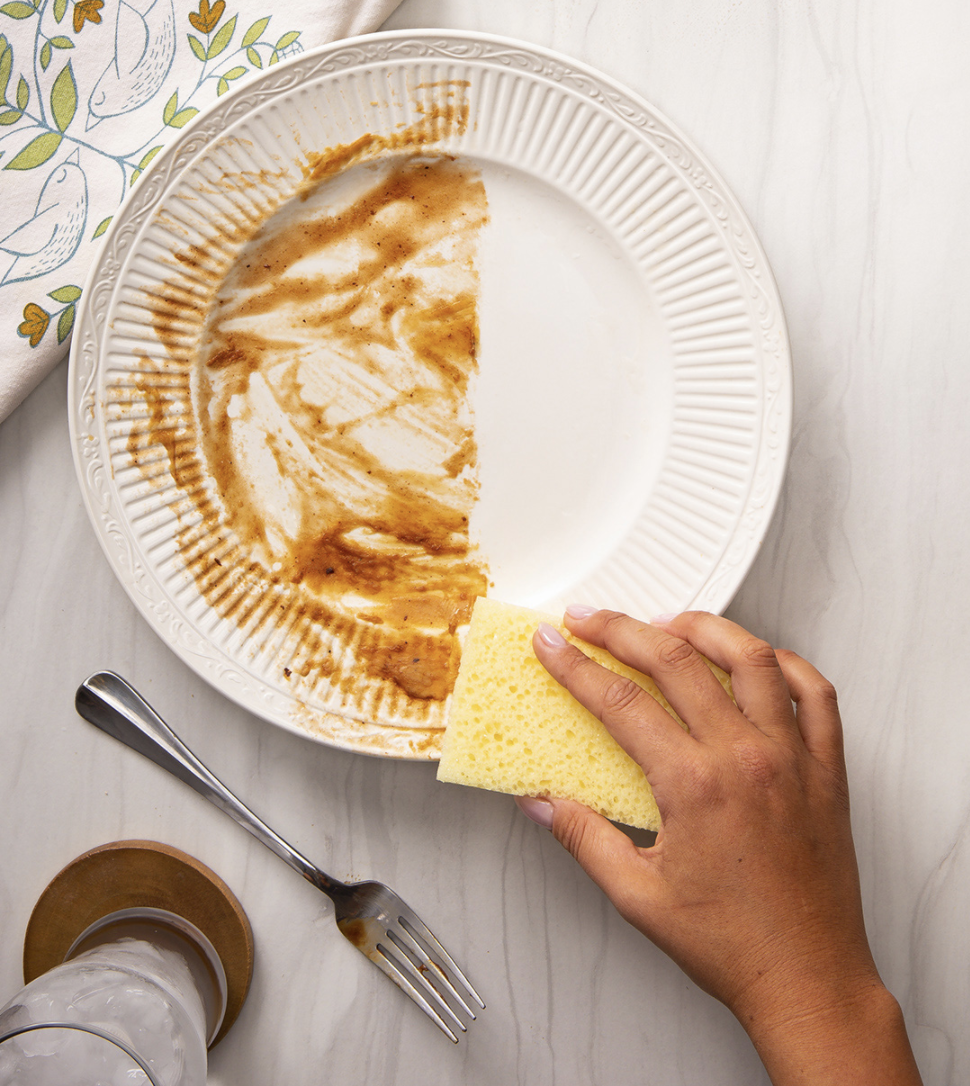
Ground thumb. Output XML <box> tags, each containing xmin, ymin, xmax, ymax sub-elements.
<box><xmin>515</xmin><ymin>796</ymin><xmax>650</xmax><ymax>902</ymax></box>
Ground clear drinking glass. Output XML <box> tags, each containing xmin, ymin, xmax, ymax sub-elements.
<box><xmin>0</xmin><ymin>907</ymin><xmax>227</xmax><ymax>1086</ymax></box>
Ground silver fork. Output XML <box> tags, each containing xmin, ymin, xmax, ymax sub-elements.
<box><xmin>75</xmin><ymin>671</ymin><xmax>484</xmax><ymax>1042</ymax></box>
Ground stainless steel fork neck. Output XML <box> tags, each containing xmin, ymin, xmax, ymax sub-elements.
<box><xmin>303</xmin><ymin>864</ymin><xmax>346</xmax><ymax>898</ymax></box>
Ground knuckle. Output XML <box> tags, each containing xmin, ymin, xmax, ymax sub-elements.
<box><xmin>737</xmin><ymin>636</ymin><xmax>778</xmax><ymax>669</ymax></box>
<box><xmin>655</xmin><ymin>636</ymin><xmax>696</xmax><ymax>671</ymax></box>
<box><xmin>556</xmin><ymin>644</ymin><xmax>597</xmax><ymax>686</ymax></box>
<box><xmin>600</xmin><ymin>609</ymin><xmax>649</xmax><ymax>643</ymax></box>
<box><xmin>811</xmin><ymin>677</ymin><xmax>839</xmax><ymax>709</ymax></box>
<box><xmin>678</xmin><ymin>753</ymin><xmax>725</xmax><ymax>806</ymax></box>
<box><xmin>600</xmin><ymin>675</ymin><xmax>645</xmax><ymax>717</ymax></box>
<box><xmin>599</xmin><ymin>609</ymin><xmax>631</xmax><ymax>632</ymax></box>
<box><xmin>730</xmin><ymin>738</ymin><xmax>783</xmax><ymax>789</ymax></box>
<box><xmin>554</xmin><ymin>805</ymin><xmax>592</xmax><ymax>860</ymax></box>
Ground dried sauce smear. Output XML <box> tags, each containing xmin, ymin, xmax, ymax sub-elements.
<box><xmin>123</xmin><ymin>102</ymin><xmax>489</xmax><ymax>744</ymax></box>
<box><xmin>196</xmin><ymin>155</ymin><xmax>489</xmax><ymax>702</ymax></box>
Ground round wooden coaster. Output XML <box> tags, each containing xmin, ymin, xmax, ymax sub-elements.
<box><xmin>23</xmin><ymin>840</ymin><xmax>253</xmax><ymax>1047</ymax></box>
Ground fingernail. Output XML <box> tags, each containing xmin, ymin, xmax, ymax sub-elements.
<box><xmin>515</xmin><ymin>796</ymin><xmax>555</xmax><ymax>829</ymax></box>
<box><xmin>565</xmin><ymin>603</ymin><xmax>597</xmax><ymax>620</ymax></box>
<box><xmin>650</xmin><ymin>613</ymin><xmax>679</xmax><ymax>625</ymax></box>
<box><xmin>536</xmin><ymin>622</ymin><xmax>567</xmax><ymax>648</ymax></box>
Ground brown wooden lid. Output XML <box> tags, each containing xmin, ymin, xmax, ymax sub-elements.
<box><xmin>22</xmin><ymin>840</ymin><xmax>253</xmax><ymax>1046</ymax></box>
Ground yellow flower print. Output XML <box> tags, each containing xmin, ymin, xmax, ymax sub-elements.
<box><xmin>189</xmin><ymin>0</ymin><xmax>225</xmax><ymax>34</ymax></box>
<box><xmin>73</xmin><ymin>0</ymin><xmax>104</xmax><ymax>33</ymax></box>
<box><xmin>18</xmin><ymin>303</ymin><xmax>50</xmax><ymax>347</ymax></box>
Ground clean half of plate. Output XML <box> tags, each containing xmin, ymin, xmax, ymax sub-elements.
<box><xmin>69</xmin><ymin>31</ymin><xmax>792</xmax><ymax>759</ymax></box>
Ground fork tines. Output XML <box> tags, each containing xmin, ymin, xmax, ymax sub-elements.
<box><xmin>376</xmin><ymin>913</ymin><xmax>485</xmax><ymax>1042</ymax></box>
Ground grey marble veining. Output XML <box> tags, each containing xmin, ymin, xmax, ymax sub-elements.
<box><xmin>3</xmin><ymin>1</ymin><xmax>969</xmax><ymax>1083</ymax></box>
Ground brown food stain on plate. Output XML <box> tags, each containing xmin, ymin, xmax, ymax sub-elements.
<box><xmin>120</xmin><ymin>85</ymin><xmax>489</xmax><ymax>752</ymax></box>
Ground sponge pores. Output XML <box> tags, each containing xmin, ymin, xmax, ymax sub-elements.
<box><xmin>437</xmin><ymin>597</ymin><xmax>732</xmax><ymax>831</ymax></box>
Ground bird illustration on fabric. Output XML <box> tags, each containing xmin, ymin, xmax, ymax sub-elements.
<box><xmin>0</xmin><ymin>150</ymin><xmax>89</xmax><ymax>287</ymax></box>
<box><xmin>87</xmin><ymin>0</ymin><xmax>177</xmax><ymax>128</ymax></box>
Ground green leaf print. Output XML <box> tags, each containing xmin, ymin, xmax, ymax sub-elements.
<box><xmin>187</xmin><ymin>33</ymin><xmax>205</xmax><ymax>60</ymax></box>
<box><xmin>4</xmin><ymin>130</ymin><xmax>62</xmax><ymax>169</ymax></box>
<box><xmin>246</xmin><ymin>46</ymin><xmax>261</xmax><ymax>68</ymax></box>
<box><xmin>49</xmin><ymin>35</ymin><xmax>72</xmax><ymax>47</ymax></box>
<box><xmin>50</xmin><ymin>60</ymin><xmax>76</xmax><ymax>131</ymax></box>
<box><xmin>52</xmin><ymin>0</ymin><xmax>66</xmax><ymax>21</ymax></box>
<box><xmin>92</xmin><ymin>215</ymin><xmax>112</xmax><ymax>238</ymax></box>
<box><xmin>0</xmin><ymin>109</ymin><xmax>20</xmax><ymax>124</ymax></box>
<box><xmin>0</xmin><ymin>40</ymin><xmax>11</xmax><ymax>97</ymax></box>
<box><xmin>47</xmin><ymin>284</ymin><xmax>81</xmax><ymax>303</ymax></box>
<box><xmin>0</xmin><ymin>3</ymin><xmax>36</xmax><ymax>19</ymax></box>
<box><xmin>168</xmin><ymin>106</ymin><xmax>197</xmax><ymax>128</ymax></box>
<box><xmin>131</xmin><ymin>145</ymin><xmax>165</xmax><ymax>183</ymax></box>
<box><xmin>39</xmin><ymin>38</ymin><xmax>50</xmax><ymax>69</ymax></box>
<box><xmin>163</xmin><ymin>89</ymin><xmax>178</xmax><ymax>124</ymax></box>
<box><xmin>206</xmin><ymin>14</ymin><xmax>236</xmax><ymax>59</ymax></box>
<box><xmin>16</xmin><ymin>73</ymin><xmax>27</xmax><ymax>109</ymax></box>
<box><xmin>137</xmin><ymin>144</ymin><xmax>162</xmax><ymax>169</ymax></box>
<box><xmin>275</xmin><ymin>30</ymin><xmax>299</xmax><ymax>49</ymax></box>
<box><xmin>240</xmin><ymin>15</ymin><xmax>268</xmax><ymax>48</ymax></box>
<box><xmin>56</xmin><ymin>303</ymin><xmax>75</xmax><ymax>343</ymax></box>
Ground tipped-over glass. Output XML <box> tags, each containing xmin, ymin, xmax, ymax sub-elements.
<box><xmin>0</xmin><ymin>907</ymin><xmax>227</xmax><ymax>1086</ymax></box>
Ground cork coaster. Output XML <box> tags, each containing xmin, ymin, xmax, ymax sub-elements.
<box><xmin>22</xmin><ymin>840</ymin><xmax>253</xmax><ymax>1046</ymax></box>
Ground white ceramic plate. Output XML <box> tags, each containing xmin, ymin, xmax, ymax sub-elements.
<box><xmin>69</xmin><ymin>31</ymin><xmax>792</xmax><ymax>759</ymax></box>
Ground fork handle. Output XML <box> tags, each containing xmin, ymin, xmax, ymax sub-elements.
<box><xmin>76</xmin><ymin>671</ymin><xmax>344</xmax><ymax>898</ymax></box>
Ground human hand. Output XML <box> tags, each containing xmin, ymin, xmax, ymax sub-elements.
<box><xmin>519</xmin><ymin>608</ymin><xmax>921</xmax><ymax>1086</ymax></box>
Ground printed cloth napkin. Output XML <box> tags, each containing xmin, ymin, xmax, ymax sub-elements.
<box><xmin>0</xmin><ymin>0</ymin><xmax>401</xmax><ymax>422</ymax></box>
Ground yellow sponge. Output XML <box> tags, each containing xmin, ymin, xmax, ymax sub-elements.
<box><xmin>437</xmin><ymin>597</ymin><xmax>731</xmax><ymax>831</ymax></box>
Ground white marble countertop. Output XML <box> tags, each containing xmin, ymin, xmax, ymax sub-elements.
<box><xmin>2</xmin><ymin>1</ymin><xmax>968</xmax><ymax>1082</ymax></box>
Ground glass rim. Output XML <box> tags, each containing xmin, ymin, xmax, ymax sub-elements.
<box><xmin>0</xmin><ymin>1021</ymin><xmax>163</xmax><ymax>1085</ymax></box>
<box><xmin>66</xmin><ymin>906</ymin><xmax>228</xmax><ymax>1044</ymax></box>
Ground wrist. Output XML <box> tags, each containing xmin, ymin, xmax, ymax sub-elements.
<box><xmin>739</xmin><ymin>977</ymin><xmax>922</xmax><ymax>1086</ymax></box>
